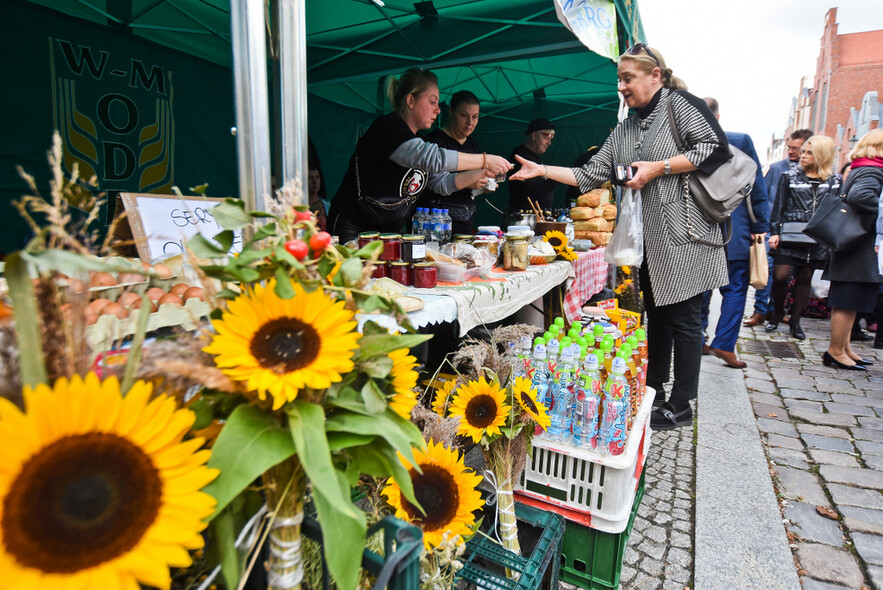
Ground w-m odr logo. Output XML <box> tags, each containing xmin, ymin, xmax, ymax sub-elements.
<box><xmin>50</xmin><ymin>38</ymin><xmax>175</xmax><ymax>194</ymax></box>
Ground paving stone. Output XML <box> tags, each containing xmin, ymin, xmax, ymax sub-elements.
<box><xmin>859</xmin><ymin>417</ymin><xmax>883</xmax><ymax>430</ymax></box>
<box><xmin>754</xmin><ymin>401</ymin><xmax>789</xmax><ymax>420</ymax></box>
<box><xmin>786</xmin><ymin>399</ymin><xmax>825</xmax><ymax>413</ymax></box>
<box><xmin>770</xmin><ymin>447</ymin><xmax>811</xmax><ymax>469</ymax></box>
<box><xmin>869</xmin><ymin>565</ymin><xmax>883</xmax><ymax>590</ymax></box>
<box><xmin>670</xmin><ymin>530</ymin><xmax>691</xmax><ymax>549</ymax></box>
<box><xmin>791</xmin><ymin>410</ymin><xmax>858</xmax><ymax>427</ymax></box>
<box><xmin>745</xmin><ymin>377</ymin><xmax>778</xmax><ymax>393</ymax></box>
<box><xmin>830</xmin><ymin>393</ymin><xmax>879</xmax><ymax>407</ymax></box>
<box><xmin>852</xmin><ymin>532</ymin><xmax>883</xmax><ymax>566</ymax></box>
<box><xmin>767</xmin><ymin>433</ymin><xmax>805</xmax><ymax>450</ymax></box>
<box><xmin>825</xmin><ymin>402</ymin><xmax>878</xmax><ymax>416</ymax></box>
<box><xmin>800</xmin><ymin>578</ymin><xmax>855</xmax><ymax>590</ymax></box>
<box><xmin>785</xmin><ymin>501</ymin><xmax>845</xmax><ymax>546</ymax></box>
<box><xmin>781</xmin><ymin>388</ymin><xmax>832</xmax><ymax>402</ymax></box>
<box><xmin>776</xmin><ymin>466</ymin><xmax>830</xmax><ymax>506</ymax></box>
<box><xmin>638</xmin><ymin>539</ymin><xmax>666</xmax><ymax>560</ymax></box>
<box><xmin>841</xmin><ymin>506</ymin><xmax>883</xmax><ymax>535</ymax></box>
<box><xmin>820</xmin><ymin>465</ymin><xmax>883</xmax><ymax>489</ymax></box>
<box><xmin>856</xmin><ymin>439</ymin><xmax>883</xmax><ymax>456</ymax></box>
<box><xmin>758</xmin><ymin>417</ymin><xmax>799</xmax><ymax>436</ymax></box>
<box><xmin>796</xmin><ymin>543</ymin><xmax>864</xmax><ymax>588</ymax></box>
<box><xmin>817</xmin><ymin>378</ymin><xmax>855</xmax><ymax>388</ymax></box>
<box><xmin>663</xmin><ymin>564</ymin><xmax>691</xmax><ymax>585</ymax></box>
<box><xmin>828</xmin><ymin>484</ymin><xmax>883</xmax><ymax>510</ymax></box>
<box><xmin>797</xmin><ymin>423</ymin><xmax>853</xmax><ymax>439</ymax></box>
<box><xmin>744</xmin><ymin>367</ymin><xmax>772</xmax><ymax>381</ymax></box>
<box><xmin>854</xmin><ymin>428</ymin><xmax>883</xmax><ymax>442</ymax></box>
<box><xmin>808</xmin><ymin>449</ymin><xmax>861</xmax><ymax>468</ymax></box>
<box><xmin>751</xmin><ymin>391</ymin><xmax>785</xmax><ymax>406</ymax></box>
<box><xmin>863</xmin><ymin>454</ymin><xmax>883</xmax><ymax>470</ymax></box>
<box><xmin>801</xmin><ymin>434</ymin><xmax>856</xmax><ymax>453</ymax></box>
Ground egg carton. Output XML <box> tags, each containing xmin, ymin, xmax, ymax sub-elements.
<box><xmin>86</xmin><ymin>297</ymin><xmax>212</xmax><ymax>353</ymax></box>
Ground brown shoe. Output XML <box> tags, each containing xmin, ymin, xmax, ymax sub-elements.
<box><xmin>709</xmin><ymin>347</ymin><xmax>747</xmax><ymax>369</ymax></box>
<box><xmin>743</xmin><ymin>312</ymin><xmax>765</xmax><ymax>327</ymax></box>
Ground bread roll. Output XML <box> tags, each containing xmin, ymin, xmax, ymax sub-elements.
<box><xmin>602</xmin><ymin>203</ymin><xmax>617</xmax><ymax>220</ymax></box>
<box><xmin>576</xmin><ymin>189</ymin><xmax>609</xmax><ymax>207</ymax></box>
<box><xmin>574</xmin><ymin>218</ymin><xmax>606</xmax><ymax>232</ymax></box>
<box><xmin>570</xmin><ymin>206</ymin><xmax>598</xmax><ymax>220</ymax></box>
<box><xmin>592</xmin><ymin>232</ymin><xmax>612</xmax><ymax>246</ymax></box>
<box><xmin>604</xmin><ymin>219</ymin><xmax>615</xmax><ymax>232</ymax></box>
<box><xmin>574</xmin><ymin>230</ymin><xmax>598</xmax><ymax>241</ymax></box>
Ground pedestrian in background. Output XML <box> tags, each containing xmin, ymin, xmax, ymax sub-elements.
<box><xmin>823</xmin><ymin>129</ymin><xmax>883</xmax><ymax>370</ymax></box>
<box><xmin>510</xmin><ymin>44</ymin><xmax>730</xmax><ymax>431</ymax></box>
<box><xmin>767</xmin><ymin>135</ymin><xmax>842</xmax><ymax>340</ymax></box>
<box><xmin>744</xmin><ymin>129</ymin><xmax>814</xmax><ymax>327</ymax></box>
<box><xmin>700</xmin><ymin>97</ymin><xmax>770</xmax><ymax>369</ymax></box>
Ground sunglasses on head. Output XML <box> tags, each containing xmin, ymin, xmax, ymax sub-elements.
<box><xmin>624</xmin><ymin>43</ymin><xmax>660</xmax><ymax>67</ymax></box>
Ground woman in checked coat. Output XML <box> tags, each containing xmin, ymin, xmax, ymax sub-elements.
<box><xmin>510</xmin><ymin>44</ymin><xmax>730</xmax><ymax>431</ymax></box>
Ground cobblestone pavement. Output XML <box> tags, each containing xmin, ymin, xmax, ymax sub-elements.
<box><xmin>620</xmin><ymin>407</ymin><xmax>696</xmax><ymax>590</ymax></box>
<box><xmin>740</xmin><ymin>315</ymin><xmax>883</xmax><ymax>590</ymax></box>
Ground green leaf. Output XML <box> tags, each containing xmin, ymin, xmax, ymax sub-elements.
<box><xmin>360</xmin><ymin>379</ymin><xmax>387</xmax><ymax>413</ymax></box>
<box><xmin>360</xmin><ymin>356</ymin><xmax>393</xmax><ymax>379</ymax></box>
<box><xmin>212</xmin><ymin>200</ymin><xmax>252</xmax><ymax>230</ymax></box>
<box><xmin>19</xmin><ymin>249</ymin><xmax>122</xmax><ymax>274</ymax></box>
<box><xmin>273</xmin><ymin>245</ymin><xmax>305</xmax><ymax>270</ymax></box>
<box><xmin>287</xmin><ymin>402</ymin><xmax>365</xmax><ymax>590</ymax></box>
<box><xmin>189</xmin><ymin>183</ymin><xmax>209</xmax><ymax>195</ymax></box>
<box><xmin>188</xmin><ymin>399</ymin><xmax>215</xmax><ymax>430</ymax></box>
<box><xmin>119</xmin><ymin>294</ymin><xmax>151</xmax><ymax>395</ymax></box>
<box><xmin>4</xmin><ymin>253</ymin><xmax>47</xmax><ymax>387</ymax></box>
<box><xmin>211</xmin><ymin>230</ymin><xmax>236</xmax><ymax>253</ymax></box>
<box><xmin>339</xmin><ymin>257</ymin><xmax>364</xmax><ymax>286</ymax></box>
<box><xmin>234</xmin><ymin>247</ymin><xmax>273</xmax><ymax>265</ymax></box>
<box><xmin>188</xmin><ymin>233</ymin><xmax>229</xmax><ymax>258</ymax></box>
<box><xmin>349</xmin><ymin>443</ymin><xmax>420</xmax><ymax>509</ymax></box>
<box><xmin>324</xmin><ymin>410</ymin><xmax>423</xmax><ymax>466</ymax></box>
<box><xmin>249</xmin><ymin>221</ymin><xmax>278</xmax><ymax>242</ymax></box>
<box><xmin>353</xmin><ymin>241</ymin><xmax>383</xmax><ymax>259</ymax></box>
<box><xmin>327</xmin><ymin>432</ymin><xmax>376</xmax><ymax>452</ymax></box>
<box><xmin>226</xmin><ymin>265</ymin><xmax>262</xmax><ymax>283</ymax></box>
<box><xmin>361</xmin><ymin>294</ymin><xmax>391</xmax><ymax>313</ymax></box>
<box><xmin>356</xmin><ymin>334</ymin><xmax>432</xmax><ymax>359</ymax></box>
<box><xmin>274</xmin><ymin>267</ymin><xmax>296</xmax><ymax>299</ymax></box>
<box><xmin>203</xmin><ymin>405</ymin><xmax>295</xmax><ymax>518</ymax></box>
<box><xmin>207</xmin><ymin>508</ymin><xmax>240</xmax><ymax>590</ymax></box>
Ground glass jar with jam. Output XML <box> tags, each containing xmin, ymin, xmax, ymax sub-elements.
<box><xmin>502</xmin><ymin>234</ymin><xmax>529</xmax><ymax>271</ymax></box>
<box><xmin>389</xmin><ymin>261</ymin><xmax>412</xmax><ymax>286</ymax></box>
<box><xmin>358</xmin><ymin>232</ymin><xmax>380</xmax><ymax>249</ymax></box>
<box><xmin>401</xmin><ymin>234</ymin><xmax>426</xmax><ymax>263</ymax></box>
<box><xmin>379</xmin><ymin>233</ymin><xmax>402</xmax><ymax>261</ymax></box>
<box><xmin>412</xmin><ymin>261</ymin><xmax>437</xmax><ymax>288</ymax></box>
<box><xmin>371</xmin><ymin>261</ymin><xmax>390</xmax><ymax>279</ymax></box>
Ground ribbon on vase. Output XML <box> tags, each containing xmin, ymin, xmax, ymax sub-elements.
<box><xmin>483</xmin><ymin>469</ymin><xmax>518</xmax><ymax>545</ymax></box>
<box><xmin>267</xmin><ymin>511</ymin><xmax>305</xmax><ymax>589</ymax></box>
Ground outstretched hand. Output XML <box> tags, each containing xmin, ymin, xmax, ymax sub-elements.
<box><xmin>508</xmin><ymin>154</ymin><xmax>544</xmax><ymax>181</ymax></box>
<box><xmin>484</xmin><ymin>154</ymin><xmax>513</xmax><ymax>176</ymax></box>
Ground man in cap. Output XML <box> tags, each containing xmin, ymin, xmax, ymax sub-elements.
<box><xmin>507</xmin><ymin>118</ymin><xmax>557</xmax><ymax>213</ymax></box>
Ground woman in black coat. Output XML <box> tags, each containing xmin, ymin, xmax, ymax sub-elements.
<box><xmin>822</xmin><ymin>129</ymin><xmax>883</xmax><ymax>370</ymax></box>
<box><xmin>767</xmin><ymin>135</ymin><xmax>842</xmax><ymax>340</ymax></box>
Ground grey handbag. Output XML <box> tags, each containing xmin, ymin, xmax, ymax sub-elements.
<box><xmin>666</xmin><ymin>96</ymin><xmax>758</xmax><ymax>247</ymax></box>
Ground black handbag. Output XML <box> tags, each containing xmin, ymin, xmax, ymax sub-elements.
<box><xmin>803</xmin><ymin>192</ymin><xmax>874</xmax><ymax>252</ymax></box>
<box><xmin>354</xmin><ymin>156</ymin><xmax>420</xmax><ymax>229</ymax></box>
<box><xmin>779</xmin><ymin>221</ymin><xmax>816</xmax><ymax>246</ymax></box>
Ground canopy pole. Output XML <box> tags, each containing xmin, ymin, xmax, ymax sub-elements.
<box><xmin>279</xmin><ymin>0</ymin><xmax>308</xmax><ymax>205</ymax></box>
<box><xmin>231</xmin><ymin>0</ymin><xmax>271</xmax><ymax>212</ymax></box>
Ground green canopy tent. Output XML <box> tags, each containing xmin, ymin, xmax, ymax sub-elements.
<box><xmin>2</xmin><ymin>0</ymin><xmax>645</xmax><ymax>252</ymax></box>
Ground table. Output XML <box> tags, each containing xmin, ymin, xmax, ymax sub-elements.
<box><xmin>561</xmin><ymin>247</ymin><xmax>610</xmax><ymax>323</ymax></box>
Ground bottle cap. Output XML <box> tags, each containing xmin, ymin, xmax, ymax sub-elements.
<box><xmin>594</xmin><ymin>350</ymin><xmax>605</xmax><ymax>364</ymax></box>
<box><xmin>635</xmin><ymin>328</ymin><xmax>646</xmax><ymax>340</ymax></box>
<box><xmin>593</xmin><ymin>324</ymin><xmax>604</xmax><ymax>336</ymax></box>
<box><xmin>584</xmin><ymin>354</ymin><xmax>599</xmax><ymax>370</ymax></box>
<box><xmin>601</xmin><ymin>341</ymin><xmax>612</xmax><ymax>352</ymax></box>
<box><xmin>611</xmin><ymin>356</ymin><xmax>627</xmax><ymax>375</ymax></box>
<box><xmin>621</xmin><ymin>344</ymin><xmax>632</xmax><ymax>357</ymax></box>
<box><xmin>576</xmin><ymin>337</ymin><xmax>588</xmax><ymax>348</ymax></box>
<box><xmin>560</xmin><ymin>347</ymin><xmax>575</xmax><ymax>362</ymax></box>
<box><xmin>560</xmin><ymin>337</ymin><xmax>572</xmax><ymax>349</ymax></box>
<box><xmin>554</xmin><ymin>316</ymin><xmax>565</xmax><ymax>327</ymax></box>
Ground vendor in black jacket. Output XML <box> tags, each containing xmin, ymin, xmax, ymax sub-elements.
<box><xmin>507</xmin><ymin>118</ymin><xmax>557</xmax><ymax>214</ymax></box>
<box><xmin>328</xmin><ymin>69</ymin><xmax>511</xmax><ymax>243</ymax></box>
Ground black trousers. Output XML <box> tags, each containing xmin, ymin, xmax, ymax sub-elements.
<box><xmin>640</xmin><ymin>262</ymin><xmax>704</xmax><ymax>409</ymax></box>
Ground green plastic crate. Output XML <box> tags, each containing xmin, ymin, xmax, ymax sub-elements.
<box><xmin>559</xmin><ymin>472</ymin><xmax>646</xmax><ymax>589</ymax></box>
<box><xmin>456</xmin><ymin>500</ymin><xmax>565</xmax><ymax>590</ymax></box>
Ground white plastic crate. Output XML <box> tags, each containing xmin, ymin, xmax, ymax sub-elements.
<box><xmin>515</xmin><ymin>388</ymin><xmax>655</xmax><ymax>533</ymax></box>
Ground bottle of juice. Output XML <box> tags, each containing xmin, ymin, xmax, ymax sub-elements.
<box><xmin>601</xmin><ymin>338</ymin><xmax>615</xmax><ymax>376</ymax></box>
<box><xmin>547</xmin><ymin>347</ymin><xmax>576</xmax><ymax>441</ymax></box>
<box><xmin>619</xmin><ymin>346</ymin><xmax>638</xmax><ymax>428</ymax></box>
<box><xmin>593</xmin><ymin>323</ymin><xmax>604</xmax><ymax>350</ymax></box>
<box><xmin>599</xmin><ymin>356</ymin><xmax>630</xmax><ymax>456</ymax></box>
<box><xmin>572</xmin><ymin>353</ymin><xmax>603</xmax><ymax>449</ymax></box>
<box><xmin>635</xmin><ymin>328</ymin><xmax>648</xmax><ymax>364</ymax></box>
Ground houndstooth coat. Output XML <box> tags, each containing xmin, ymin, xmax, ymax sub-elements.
<box><xmin>573</xmin><ymin>87</ymin><xmax>730</xmax><ymax>306</ymax></box>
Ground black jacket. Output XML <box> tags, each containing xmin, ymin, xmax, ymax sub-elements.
<box><xmin>823</xmin><ymin>165</ymin><xmax>883</xmax><ymax>284</ymax></box>
<box><xmin>770</xmin><ymin>168</ymin><xmax>842</xmax><ymax>263</ymax></box>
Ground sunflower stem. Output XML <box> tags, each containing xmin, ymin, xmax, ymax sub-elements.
<box><xmin>264</xmin><ymin>457</ymin><xmax>306</xmax><ymax>590</ymax></box>
<box><xmin>484</xmin><ymin>444</ymin><xmax>521</xmax><ymax>561</ymax></box>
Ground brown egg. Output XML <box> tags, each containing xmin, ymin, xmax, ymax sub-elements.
<box><xmin>145</xmin><ymin>287</ymin><xmax>166</xmax><ymax>303</ymax></box>
<box><xmin>99</xmin><ymin>302</ymin><xmax>129</xmax><ymax>319</ymax></box>
<box><xmin>141</xmin><ymin>260</ymin><xmax>152</xmax><ymax>270</ymax></box>
<box><xmin>84</xmin><ymin>307</ymin><xmax>99</xmax><ymax>325</ymax></box>
<box><xmin>182</xmin><ymin>286</ymin><xmax>208</xmax><ymax>302</ymax></box>
<box><xmin>157</xmin><ymin>293</ymin><xmax>184</xmax><ymax>307</ymax></box>
<box><xmin>65</xmin><ymin>277</ymin><xmax>87</xmax><ymax>294</ymax></box>
<box><xmin>60</xmin><ymin>302</ymin><xmax>73</xmax><ymax>322</ymax></box>
<box><xmin>169</xmin><ymin>282</ymin><xmax>191</xmax><ymax>297</ymax></box>
<box><xmin>86</xmin><ymin>298</ymin><xmax>112</xmax><ymax>314</ymax></box>
<box><xmin>90</xmin><ymin>272</ymin><xmax>118</xmax><ymax>288</ymax></box>
<box><xmin>153</xmin><ymin>263</ymin><xmax>173</xmax><ymax>279</ymax></box>
<box><xmin>117</xmin><ymin>292</ymin><xmax>143</xmax><ymax>309</ymax></box>
<box><xmin>118</xmin><ymin>272</ymin><xmax>145</xmax><ymax>284</ymax></box>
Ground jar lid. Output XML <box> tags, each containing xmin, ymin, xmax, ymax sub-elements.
<box><xmin>413</xmin><ymin>261</ymin><xmax>436</xmax><ymax>268</ymax></box>
<box><xmin>379</xmin><ymin>233</ymin><xmax>402</xmax><ymax>239</ymax></box>
<box><xmin>374</xmin><ymin>260</ymin><xmax>389</xmax><ymax>266</ymax></box>
<box><xmin>358</xmin><ymin>231</ymin><xmax>380</xmax><ymax>238</ymax></box>
<box><xmin>402</xmin><ymin>234</ymin><xmax>425</xmax><ymax>242</ymax></box>
<box><xmin>453</xmin><ymin>234</ymin><xmax>474</xmax><ymax>241</ymax></box>
<box><xmin>473</xmin><ymin>235</ymin><xmax>496</xmax><ymax>241</ymax></box>
<box><xmin>505</xmin><ymin>235</ymin><xmax>529</xmax><ymax>242</ymax></box>
<box><xmin>390</xmin><ymin>261</ymin><xmax>410</xmax><ymax>267</ymax></box>
<box><xmin>477</xmin><ymin>226</ymin><xmax>501</xmax><ymax>232</ymax></box>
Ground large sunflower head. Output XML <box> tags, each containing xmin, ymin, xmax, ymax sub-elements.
<box><xmin>430</xmin><ymin>379</ymin><xmax>458</xmax><ymax>417</ymax></box>
<box><xmin>382</xmin><ymin>440</ymin><xmax>483</xmax><ymax>549</ymax></box>
<box><xmin>543</xmin><ymin>230</ymin><xmax>568</xmax><ymax>253</ymax></box>
<box><xmin>388</xmin><ymin>348</ymin><xmax>420</xmax><ymax>419</ymax></box>
<box><xmin>448</xmin><ymin>377</ymin><xmax>510</xmax><ymax>443</ymax></box>
<box><xmin>511</xmin><ymin>376</ymin><xmax>551</xmax><ymax>430</ymax></box>
<box><xmin>0</xmin><ymin>372</ymin><xmax>218</xmax><ymax>590</ymax></box>
<box><xmin>560</xmin><ymin>247</ymin><xmax>578</xmax><ymax>262</ymax></box>
<box><xmin>204</xmin><ymin>279</ymin><xmax>361</xmax><ymax>410</ymax></box>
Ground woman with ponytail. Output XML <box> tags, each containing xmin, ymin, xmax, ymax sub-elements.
<box><xmin>328</xmin><ymin>68</ymin><xmax>511</xmax><ymax>241</ymax></box>
<box><xmin>511</xmin><ymin>44</ymin><xmax>730</xmax><ymax>431</ymax></box>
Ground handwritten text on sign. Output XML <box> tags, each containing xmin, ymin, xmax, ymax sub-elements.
<box><xmin>555</xmin><ymin>0</ymin><xmax>618</xmax><ymax>61</ymax></box>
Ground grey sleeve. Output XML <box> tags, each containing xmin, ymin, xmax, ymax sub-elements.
<box><xmin>573</xmin><ymin>131</ymin><xmax>617</xmax><ymax>193</ymax></box>
<box><xmin>425</xmin><ymin>171</ymin><xmax>459</xmax><ymax>195</ymax></box>
<box><xmin>389</xmin><ymin>138</ymin><xmax>458</xmax><ymax>173</ymax></box>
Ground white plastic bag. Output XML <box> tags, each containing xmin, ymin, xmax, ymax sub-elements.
<box><xmin>810</xmin><ymin>269</ymin><xmax>830</xmax><ymax>299</ymax></box>
<box><xmin>604</xmin><ymin>188</ymin><xmax>644</xmax><ymax>267</ymax></box>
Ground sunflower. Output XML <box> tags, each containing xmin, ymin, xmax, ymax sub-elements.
<box><xmin>382</xmin><ymin>440</ymin><xmax>483</xmax><ymax>549</ymax></box>
<box><xmin>543</xmin><ymin>230</ymin><xmax>568</xmax><ymax>253</ymax></box>
<box><xmin>511</xmin><ymin>376</ymin><xmax>551</xmax><ymax>430</ymax></box>
<box><xmin>560</xmin><ymin>247</ymin><xmax>578</xmax><ymax>262</ymax></box>
<box><xmin>388</xmin><ymin>348</ymin><xmax>420</xmax><ymax>419</ymax></box>
<box><xmin>448</xmin><ymin>377</ymin><xmax>510</xmax><ymax>443</ymax></box>
<box><xmin>204</xmin><ymin>279</ymin><xmax>360</xmax><ymax>410</ymax></box>
<box><xmin>430</xmin><ymin>379</ymin><xmax>458</xmax><ymax>417</ymax></box>
<box><xmin>0</xmin><ymin>372</ymin><xmax>218</xmax><ymax>590</ymax></box>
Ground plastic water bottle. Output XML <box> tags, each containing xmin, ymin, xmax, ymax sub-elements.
<box><xmin>411</xmin><ymin>208</ymin><xmax>421</xmax><ymax>235</ymax></box>
<box><xmin>442</xmin><ymin>209</ymin><xmax>452</xmax><ymax>243</ymax></box>
<box><xmin>572</xmin><ymin>353</ymin><xmax>603</xmax><ymax>449</ymax></box>
<box><xmin>528</xmin><ymin>338</ymin><xmax>550</xmax><ymax>408</ymax></box>
<box><xmin>599</xmin><ymin>357</ymin><xmax>630</xmax><ymax>456</ymax></box>
<box><xmin>430</xmin><ymin>209</ymin><xmax>445</xmax><ymax>243</ymax></box>
<box><xmin>546</xmin><ymin>337</ymin><xmax>560</xmax><ymax>373</ymax></box>
<box><xmin>517</xmin><ymin>336</ymin><xmax>532</xmax><ymax>378</ymax></box>
<box><xmin>420</xmin><ymin>208</ymin><xmax>433</xmax><ymax>238</ymax></box>
<box><xmin>547</xmin><ymin>347</ymin><xmax>576</xmax><ymax>441</ymax></box>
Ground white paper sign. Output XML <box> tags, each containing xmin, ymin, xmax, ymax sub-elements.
<box><xmin>554</xmin><ymin>0</ymin><xmax>619</xmax><ymax>61</ymax></box>
<box><xmin>120</xmin><ymin>193</ymin><xmax>242</xmax><ymax>262</ymax></box>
